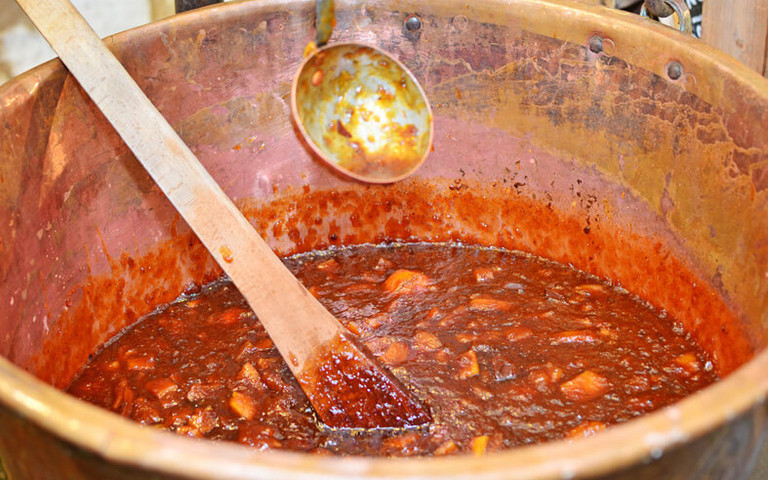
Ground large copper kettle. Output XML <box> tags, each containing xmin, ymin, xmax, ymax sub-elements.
<box><xmin>1</xmin><ymin>1</ymin><xmax>768</xmax><ymax>478</ymax></box>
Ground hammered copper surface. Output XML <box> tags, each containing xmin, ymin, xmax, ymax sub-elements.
<box><xmin>1</xmin><ymin>0</ymin><xmax>767</xmax><ymax>479</ymax></box>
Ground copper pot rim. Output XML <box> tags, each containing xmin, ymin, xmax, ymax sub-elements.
<box><xmin>1</xmin><ymin>0</ymin><xmax>768</xmax><ymax>478</ymax></box>
<box><xmin>2</xmin><ymin>349</ymin><xmax>768</xmax><ymax>479</ymax></box>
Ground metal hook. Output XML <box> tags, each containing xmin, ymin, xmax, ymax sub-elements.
<box><xmin>175</xmin><ymin>0</ymin><xmax>222</xmax><ymax>14</ymax></box>
<box><xmin>640</xmin><ymin>0</ymin><xmax>693</xmax><ymax>35</ymax></box>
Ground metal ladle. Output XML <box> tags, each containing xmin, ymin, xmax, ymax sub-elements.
<box><xmin>291</xmin><ymin>0</ymin><xmax>433</xmax><ymax>183</ymax></box>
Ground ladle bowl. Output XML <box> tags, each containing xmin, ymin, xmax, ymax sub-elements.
<box><xmin>291</xmin><ymin>43</ymin><xmax>433</xmax><ymax>183</ymax></box>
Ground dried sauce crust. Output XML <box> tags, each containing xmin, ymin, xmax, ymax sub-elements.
<box><xmin>66</xmin><ymin>242</ymin><xmax>717</xmax><ymax>456</ymax></box>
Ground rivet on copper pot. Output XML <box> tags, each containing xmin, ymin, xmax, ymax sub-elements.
<box><xmin>405</xmin><ymin>15</ymin><xmax>422</xmax><ymax>31</ymax></box>
<box><xmin>666</xmin><ymin>61</ymin><xmax>683</xmax><ymax>80</ymax></box>
<box><xmin>452</xmin><ymin>15</ymin><xmax>469</xmax><ymax>31</ymax></box>
<box><xmin>588</xmin><ymin>36</ymin><xmax>604</xmax><ymax>54</ymax></box>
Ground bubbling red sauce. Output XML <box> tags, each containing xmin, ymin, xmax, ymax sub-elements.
<box><xmin>67</xmin><ymin>242</ymin><xmax>716</xmax><ymax>456</ymax></box>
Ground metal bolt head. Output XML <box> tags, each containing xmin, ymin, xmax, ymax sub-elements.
<box><xmin>666</xmin><ymin>61</ymin><xmax>683</xmax><ymax>80</ymax></box>
<box><xmin>588</xmin><ymin>36</ymin><xmax>604</xmax><ymax>54</ymax></box>
<box><xmin>405</xmin><ymin>15</ymin><xmax>422</xmax><ymax>32</ymax></box>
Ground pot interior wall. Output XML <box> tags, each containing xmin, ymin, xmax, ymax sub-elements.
<box><xmin>0</xmin><ymin>0</ymin><xmax>766</xmax><ymax>451</ymax></box>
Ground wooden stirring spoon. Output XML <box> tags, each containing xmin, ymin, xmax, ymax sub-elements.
<box><xmin>16</xmin><ymin>0</ymin><xmax>430</xmax><ymax>430</ymax></box>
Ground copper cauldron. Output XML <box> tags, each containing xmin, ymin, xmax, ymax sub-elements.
<box><xmin>1</xmin><ymin>0</ymin><xmax>768</xmax><ymax>478</ymax></box>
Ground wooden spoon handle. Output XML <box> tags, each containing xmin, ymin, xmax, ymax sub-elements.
<box><xmin>16</xmin><ymin>0</ymin><xmax>430</xmax><ymax>429</ymax></box>
<box><xmin>15</xmin><ymin>0</ymin><xmax>340</xmax><ymax>369</ymax></box>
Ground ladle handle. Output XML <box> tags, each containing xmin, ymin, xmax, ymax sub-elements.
<box><xmin>316</xmin><ymin>0</ymin><xmax>335</xmax><ymax>47</ymax></box>
<box><xmin>15</xmin><ymin>0</ymin><xmax>342</xmax><ymax>371</ymax></box>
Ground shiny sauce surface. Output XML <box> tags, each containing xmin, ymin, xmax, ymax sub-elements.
<box><xmin>67</xmin><ymin>243</ymin><xmax>717</xmax><ymax>456</ymax></box>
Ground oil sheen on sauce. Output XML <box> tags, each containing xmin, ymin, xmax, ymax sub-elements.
<box><xmin>66</xmin><ymin>242</ymin><xmax>717</xmax><ymax>456</ymax></box>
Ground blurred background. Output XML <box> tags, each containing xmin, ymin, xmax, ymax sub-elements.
<box><xmin>0</xmin><ymin>0</ymin><xmax>254</xmax><ymax>85</ymax></box>
<box><xmin>0</xmin><ymin>0</ymin><xmax>175</xmax><ymax>84</ymax></box>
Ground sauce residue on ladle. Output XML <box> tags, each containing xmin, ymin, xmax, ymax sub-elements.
<box><xmin>292</xmin><ymin>43</ymin><xmax>433</xmax><ymax>183</ymax></box>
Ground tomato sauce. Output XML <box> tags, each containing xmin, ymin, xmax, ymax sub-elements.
<box><xmin>66</xmin><ymin>242</ymin><xmax>717</xmax><ymax>456</ymax></box>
